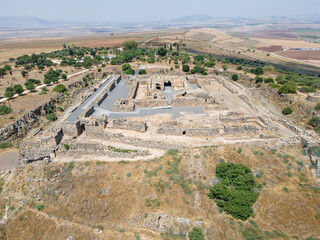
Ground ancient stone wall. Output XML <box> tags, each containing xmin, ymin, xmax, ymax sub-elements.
<box><xmin>171</xmin><ymin>98</ymin><xmax>208</xmax><ymax>107</ymax></box>
<box><xmin>19</xmin><ymin>129</ymin><xmax>63</xmax><ymax>162</ymax></box>
<box><xmin>56</xmin><ymin>143</ymin><xmax>105</xmax><ymax>157</ymax></box>
<box><xmin>126</xmin><ymin>82</ymin><xmax>139</xmax><ymax>99</ymax></box>
<box><xmin>224</xmin><ymin>124</ymin><xmax>260</xmax><ymax>135</ymax></box>
<box><xmin>111</xmin><ymin>119</ymin><xmax>147</xmax><ymax>132</ymax></box>
<box><xmin>307</xmin><ymin>95</ymin><xmax>320</xmax><ymax>103</ymax></box>
<box><xmin>62</xmin><ymin>121</ymin><xmax>83</xmax><ymax>138</ymax></box>
<box><xmin>0</xmin><ymin>94</ymin><xmax>64</xmax><ymax>141</ymax></box>
<box><xmin>134</xmin><ymin>99</ymin><xmax>169</xmax><ymax>108</ymax></box>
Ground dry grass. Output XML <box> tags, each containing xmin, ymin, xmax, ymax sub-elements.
<box><xmin>1</xmin><ymin>144</ymin><xmax>319</xmax><ymax>239</ymax></box>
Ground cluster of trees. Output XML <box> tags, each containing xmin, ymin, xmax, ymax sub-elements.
<box><xmin>110</xmin><ymin>41</ymin><xmax>158</xmax><ymax>65</ymax></box>
<box><xmin>15</xmin><ymin>53</ymin><xmax>54</xmax><ymax>70</ymax></box>
<box><xmin>208</xmin><ymin>162</ymin><xmax>260</xmax><ymax>220</ymax></box>
<box><xmin>44</xmin><ymin>68</ymin><xmax>62</xmax><ymax>84</ymax></box>
<box><xmin>121</xmin><ymin>63</ymin><xmax>135</xmax><ymax>75</ymax></box>
<box><xmin>10</xmin><ymin>45</ymin><xmax>112</xmax><ymax>72</ymax></box>
<box><xmin>0</xmin><ymin>65</ymin><xmax>12</xmax><ymax>75</ymax></box>
<box><xmin>4</xmin><ymin>84</ymin><xmax>25</xmax><ymax>98</ymax></box>
<box><xmin>0</xmin><ymin>105</ymin><xmax>12</xmax><ymax>115</ymax></box>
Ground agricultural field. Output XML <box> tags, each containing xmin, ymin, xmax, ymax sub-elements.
<box><xmin>0</xmin><ymin>26</ymin><xmax>320</xmax><ymax>240</ymax></box>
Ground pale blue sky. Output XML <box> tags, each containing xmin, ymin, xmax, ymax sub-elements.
<box><xmin>1</xmin><ymin>0</ymin><xmax>320</xmax><ymax>23</ymax></box>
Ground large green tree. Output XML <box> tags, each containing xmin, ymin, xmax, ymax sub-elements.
<box><xmin>157</xmin><ymin>47</ymin><xmax>167</xmax><ymax>57</ymax></box>
<box><xmin>123</xmin><ymin>40</ymin><xmax>138</xmax><ymax>50</ymax></box>
<box><xmin>208</xmin><ymin>162</ymin><xmax>260</xmax><ymax>220</ymax></box>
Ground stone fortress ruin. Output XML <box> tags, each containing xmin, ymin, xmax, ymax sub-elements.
<box><xmin>19</xmin><ymin>68</ymin><xmax>319</xmax><ymax>162</ymax></box>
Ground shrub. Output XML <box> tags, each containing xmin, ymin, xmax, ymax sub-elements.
<box><xmin>263</xmin><ymin>78</ymin><xmax>274</xmax><ymax>84</ymax></box>
<box><xmin>300</xmin><ymin>86</ymin><xmax>316</xmax><ymax>93</ymax></box>
<box><xmin>13</xmin><ymin>84</ymin><xmax>24</xmax><ymax>95</ymax></box>
<box><xmin>147</xmin><ymin>58</ymin><xmax>155</xmax><ymax>64</ymax></box>
<box><xmin>208</xmin><ymin>162</ymin><xmax>260</xmax><ymax>220</ymax></box>
<box><xmin>139</xmin><ymin>69</ymin><xmax>147</xmax><ymax>75</ymax></box>
<box><xmin>0</xmin><ymin>142</ymin><xmax>13</xmax><ymax>149</ymax></box>
<box><xmin>253</xmin><ymin>67</ymin><xmax>264</xmax><ymax>75</ymax></box>
<box><xmin>236</xmin><ymin>66</ymin><xmax>242</xmax><ymax>70</ymax></box>
<box><xmin>44</xmin><ymin>79</ymin><xmax>52</xmax><ymax>85</ymax></box>
<box><xmin>41</xmin><ymin>87</ymin><xmax>48</xmax><ymax>92</ymax></box>
<box><xmin>204</xmin><ymin>61</ymin><xmax>215</xmax><ymax>68</ymax></box>
<box><xmin>278</xmin><ymin>83</ymin><xmax>297</xmax><ymax>94</ymax></box>
<box><xmin>25</xmin><ymin>83</ymin><xmax>35</xmax><ymax>91</ymax></box>
<box><xmin>53</xmin><ymin>84</ymin><xmax>67</xmax><ymax>93</ymax></box>
<box><xmin>232</xmin><ymin>74</ymin><xmax>238</xmax><ymax>81</ymax></box>
<box><xmin>0</xmin><ymin>105</ymin><xmax>12</xmax><ymax>115</ymax></box>
<box><xmin>64</xmin><ymin>144</ymin><xmax>70</xmax><ymax>150</ymax></box>
<box><xmin>270</xmin><ymin>83</ymin><xmax>281</xmax><ymax>88</ymax></box>
<box><xmin>188</xmin><ymin>227</ymin><xmax>204</xmax><ymax>240</ymax></box>
<box><xmin>255</xmin><ymin>76</ymin><xmax>263</xmax><ymax>84</ymax></box>
<box><xmin>61</xmin><ymin>73</ymin><xmax>67</xmax><ymax>80</ymax></box>
<box><xmin>315</xmin><ymin>103</ymin><xmax>320</xmax><ymax>111</ymax></box>
<box><xmin>4</xmin><ymin>89</ymin><xmax>14</xmax><ymax>98</ymax></box>
<box><xmin>191</xmin><ymin>65</ymin><xmax>206</xmax><ymax>75</ymax></box>
<box><xmin>222</xmin><ymin>65</ymin><xmax>228</xmax><ymax>71</ymax></box>
<box><xmin>282</xmin><ymin>107</ymin><xmax>293</xmax><ymax>115</ymax></box>
<box><xmin>34</xmin><ymin>204</ymin><xmax>44</xmax><ymax>211</ymax></box>
<box><xmin>182</xmin><ymin>64</ymin><xmax>190</xmax><ymax>72</ymax></box>
<box><xmin>45</xmin><ymin>113</ymin><xmax>57</xmax><ymax>122</ymax></box>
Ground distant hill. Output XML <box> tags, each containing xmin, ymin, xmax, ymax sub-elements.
<box><xmin>0</xmin><ymin>16</ymin><xmax>84</xmax><ymax>28</ymax></box>
<box><xmin>171</xmin><ymin>15</ymin><xmax>214</xmax><ymax>23</ymax></box>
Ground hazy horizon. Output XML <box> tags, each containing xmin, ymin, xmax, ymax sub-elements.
<box><xmin>1</xmin><ymin>0</ymin><xmax>320</xmax><ymax>24</ymax></box>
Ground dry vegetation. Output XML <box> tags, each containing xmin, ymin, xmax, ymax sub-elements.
<box><xmin>0</xmin><ymin>145</ymin><xmax>319</xmax><ymax>239</ymax></box>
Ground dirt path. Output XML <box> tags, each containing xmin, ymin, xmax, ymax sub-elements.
<box><xmin>53</xmin><ymin>141</ymin><xmax>166</xmax><ymax>163</ymax></box>
<box><xmin>0</xmin><ymin>149</ymin><xmax>19</xmax><ymax>171</ymax></box>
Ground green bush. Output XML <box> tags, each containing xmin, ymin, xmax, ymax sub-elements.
<box><xmin>204</xmin><ymin>61</ymin><xmax>215</xmax><ymax>68</ymax></box>
<box><xmin>222</xmin><ymin>65</ymin><xmax>228</xmax><ymax>71</ymax></box>
<box><xmin>278</xmin><ymin>83</ymin><xmax>297</xmax><ymax>94</ymax></box>
<box><xmin>232</xmin><ymin>74</ymin><xmax>238</xmax><ymax>81</ymax></box>
<box><xmin>0</xmin><ymin>142</ymin><xmax>13</xmax><ymax>149</ymax></box>
<box><xmin>139</xmin><ymin>69</ymin><xmax>147</xmax><ymax>75</ymax></box>
<box><xmin>182</xmin><ymin>64</ymin><xmax>190</xmax><ymax>72</ymax></box>
<box><xmin>122</xmin><ymin>63</ymin><xmax>135</xmax><ymax>74</ymax></box>
<box><xmin>0</xmin><ymin>105</ymin><xmax>12</xmax><ymax>115</ymax></box>
<box><xmin>255</xmin><ymin>76</ymin><xmax>263</xmax><ymax>84</ymax></box>
<box><xmin>34</xmin><ymin>203</ymin><xmax>44</xmax><ymax>211</ymax></box>
<box><xmin>25</xmin><ymin>83</ymin><xmax>35</xmax><ymax>91</ymax></box>
<box><xmin>282</xmin><ymin>107</ymin><xmax>293</xmax><ymax>115</ymax></box>
<box><xmin>61</xmin><ymin>73</ymin><xmax>67</xmax><ymax>80</ymax></box>
<box><xmin>191</xmin><ymin>65</ymin><xmax>206</xmax><ymax>75</ymax></box>
<box><xmin>4</xmin><ymin>88</ymin><xmax>14</xmax><ymax>98</ymax></box>
<box><xmin>208</xmin><ymin>162</ymin><xmax>260</xmax><ymax>220</ymax></box>
<box><xmin>188</xmin><ymin>227</ymin><xmax>204</xmax><ymax>240</ymax></box>
<box><xmin>13</xmin><ymin>84</ymin><xmax>24</xmax><ymax>95</ymax></box>
<box><xmin>45</xmin><ymin>113</ymin><xmax>57</xmax><ymax>122</ymax></box>
<box><xmin>263</xmin><ymin>78</ymin><xmax>274</xmax><ymax>84</ymax></box>
<box><xmin>300</xmin><ymin>86</ymin><xmax>316</xmax><ymax>93</ymax></box>
<box><xmin>53</xmin><ymin>84</ymin><xmax>67</xmax><ymax>93</ymax></box>
<box><xmin>64</xmin><ymin>144</ymin><xmax>70</xmax><ymax>150</ymax></box>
